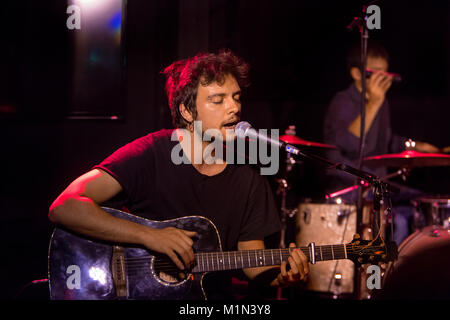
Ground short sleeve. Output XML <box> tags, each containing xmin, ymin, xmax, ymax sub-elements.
<box><xmin>238</xmin><ymin>171</ymin><xmax>281</xmax><ymax>242</ymax></box>
<box><xmin>92</xmin><ymin>135</ymin><xmax>155</xmax><ymax>203</ymax></box>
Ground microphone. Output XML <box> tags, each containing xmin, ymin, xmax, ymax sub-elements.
<box><xmin>365</xmin><ymin>69</ymin><xmax>402</xmax><ymax>83</ymax></box>
<box><xmin>235</xmin><ymin>121</ymin><xmax>300</xmax><ymax>155</ymax></box>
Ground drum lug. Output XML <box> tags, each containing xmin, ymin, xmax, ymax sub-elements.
<box><xmin>337</xmin><ymin>209</ymin><xmax>351</xmax><ymax>225</ymax></box>
<box><xmin>303</xmin><ymin>208</ymin><xmax>311</xmax><ymax>224</ymax></box>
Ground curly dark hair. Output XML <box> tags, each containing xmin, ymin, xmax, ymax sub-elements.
<box><xmin>162</xmin><ymin>50</ymin><xmax>250</xmax><ymax>128</ymax></box>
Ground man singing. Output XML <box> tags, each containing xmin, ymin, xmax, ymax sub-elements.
<box><xmin>49</xmin><ymin>50</ymin><xmax>309</xmax><ymax>299</ymax></box>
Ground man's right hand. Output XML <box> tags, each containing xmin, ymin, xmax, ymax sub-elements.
<box><xmin>366</xmin><ymin>71</ymin><xmax>393</xmax><ymax>105</ymax></box>
<box><xmin>141</xmin><ymin>227</ymin><xmax>197</xmax><ymax>271</ymax></box>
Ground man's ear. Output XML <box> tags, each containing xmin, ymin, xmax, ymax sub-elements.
<box><xmin>179</xmin><ymin>103</ymin><xmax>193</xmax><ymax>124</ymax></box>
<box><xmin>350</xmin><ymin>67</ymin><xmax>362</xmax><ymax>81</ymax></box>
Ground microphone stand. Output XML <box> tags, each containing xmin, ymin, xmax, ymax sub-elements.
<box><xmin>346</xmin><ymin>1</ymin><xmax>377</xmax><ymax>299</ymax></box>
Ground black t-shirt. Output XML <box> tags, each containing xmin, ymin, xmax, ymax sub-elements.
<box><xmin>93</xmin><ymin>129</ymin><xmax>281</xmax><ymax>252</ymax></box>
<box><xmin>93</xmin><ymin>129</ymin><xmax>281</xmax><ymax>299</ymax></box>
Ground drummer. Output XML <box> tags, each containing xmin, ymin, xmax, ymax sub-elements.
<box><xmin>323</xmin><ymin>42</ymin><xmax>439</xmax><ymax>244</ymax></box>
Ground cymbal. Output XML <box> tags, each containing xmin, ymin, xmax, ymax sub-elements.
<box><xmin>364</xmin><ymin>150</ymin><xmax>450</xmax><ymax>168</ymax></box>
<box><xmin>279</xmin><ymin>135</ymin><xmax>337</xmax><ymax>149</ymax></box>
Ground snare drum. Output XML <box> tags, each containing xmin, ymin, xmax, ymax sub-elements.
<box><xmin>412</xmin><ymin>195</ymin><xmax>450</xmax><ymax>229</ymax></box>
<box><xmin>376</xmin><ymin>226</ymin><xmax>450</xmax><ymax>299</ymax></box>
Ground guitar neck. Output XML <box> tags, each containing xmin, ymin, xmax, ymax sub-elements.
<box><xmin>191</xmin><ymin>244</ymin><xmax>348</xmax><ymax>273</ymax></box>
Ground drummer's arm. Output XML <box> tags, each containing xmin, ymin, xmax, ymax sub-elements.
<box><xmin>414</xmin><ymin>141</ymin><xmax>439</xmax><ymax>153</ymax></box>
<box><xmin>348</xmin><ymin>99</ymin><xmax>383</xmax><ymax>138</ymax></box>
<box><xmin>392</xmin><ymin>135</ymin><xmax>439</xmax><ymax>153</ymax></box>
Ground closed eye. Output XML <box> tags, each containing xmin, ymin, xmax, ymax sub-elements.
<box><xmin>211</xmin><ymin>97</ymin><xmax>223</xmax><ymax>104</ymax></box>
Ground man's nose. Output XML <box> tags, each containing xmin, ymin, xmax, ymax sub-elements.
<box><xmin>226</xmin><ymin>98</ymin><xmax>240</xmax><ymax>114</ymax></box>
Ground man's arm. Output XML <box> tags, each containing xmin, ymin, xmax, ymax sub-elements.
<box><xmin>49</xmin><ymin>168</ymin><xmax>196</xmax><ymax>270</ymax></box>
<box><xmin>237</xmin><ymin>240</ymin><xmax>309</xmax><ymax>287</ymax></box>
<box><xmin>348</xmin><ymin>72</ymin><xmax>392</xmax><ymax>137</ymax></box>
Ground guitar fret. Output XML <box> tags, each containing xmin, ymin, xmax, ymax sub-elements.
<box><xmin>319</xmin><ymin>246</ymin><xmax>323</xmax><ymax>261</ymax></box>
<box><xmin>221</xmin><ymin>252</ymin><xmax>225</xmax><ymax>270</ymax></box>
<box><xmin>202</xmin><ymin>254</ymin><xmax>205</xmax><ymax>272</ymax></box>
<box><xmin>216</xmin><ymin>252</ymin><xmax>220</xmax><ymax>270</ymax></box>
<box><xmin>331</xmin><ymin>245</ymin><xmax>335</xmax><ymax>260</ymax></box>
<box><xmin>209</xmin><ymin>252</ymin><xmax>213</xmax><ymax>271</ymax></box>
<box><xmin>199</xmin><ymin>255</ymin><xmax>205</xmax><ymax>271</ymax></box>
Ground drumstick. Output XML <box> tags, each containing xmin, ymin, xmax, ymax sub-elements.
<box><xmin>440</xmin><ymin>146</ymin><xmax>450</xmax><ymax>153</ymax></box>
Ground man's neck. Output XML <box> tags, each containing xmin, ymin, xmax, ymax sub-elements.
<box><xmin>176</xmin><ymin>128</ymin><xmax>227</xmax><ymax>176</ymax></box>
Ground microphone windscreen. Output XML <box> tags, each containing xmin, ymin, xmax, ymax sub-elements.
<box><xmin>235</xmin><ymin>121</ymin><xmax>252</xmax><ymax>139</ymax></box>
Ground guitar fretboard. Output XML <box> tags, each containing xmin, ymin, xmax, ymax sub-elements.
<box><xmin>191</xmin><ymin>245</ymin><xmax>347</xmax><ymax>273</ymax></box>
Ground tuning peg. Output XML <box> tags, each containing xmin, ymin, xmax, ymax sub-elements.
<box><xmin>353</xmin><ymin>234</ymin><xmax>360</xmax><ymax>240</ymax></box>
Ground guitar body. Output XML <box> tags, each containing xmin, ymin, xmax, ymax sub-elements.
<box><xmin>48</xmin><ymin>207</ymin><xmax>221</xmax><ymax>300</ymax></box>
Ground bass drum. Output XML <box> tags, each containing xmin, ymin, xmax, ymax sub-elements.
<box><xmin>375</xmin><ymin>226</ymin><xmax>450</xmax><ymax>299</ymax></box>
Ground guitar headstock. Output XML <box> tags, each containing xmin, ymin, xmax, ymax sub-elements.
<box><xmin>345</xmin><ymin>234</ymin><xmax>398</xmax><ymax>265</ymax></box>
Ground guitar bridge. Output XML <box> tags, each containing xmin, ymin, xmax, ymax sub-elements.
<box><xmin>111</xmin><ymin>246</ymin><xmax>128</xmax><ymax>298</ymax></box>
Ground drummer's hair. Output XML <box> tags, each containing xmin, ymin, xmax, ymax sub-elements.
<box><xmin>162</xmin><ymin>50</ymin><xmax>250</xmax><ymax>129</ymax></box>
<box><xmin>346</xmin><ymin>41</ymin><xmax>390</xmax><ymax>71</ymax></box>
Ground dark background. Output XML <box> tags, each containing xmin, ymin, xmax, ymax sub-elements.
<box><xmin>1</xmin><ymin>0</ymin><xmax>449</xmax><ymax>299</ymax></box>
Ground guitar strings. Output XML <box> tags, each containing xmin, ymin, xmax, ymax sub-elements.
<box><xmin>122</xmin><ymin>247</ymin><xmax>379</xmax><ymax>272</ymax></box>
<box><xmin>122</xmin><ymin>246</ymin><xmax>371</xmax><ymax>264</ymax></box>
<box><xmin>123</xmin><ymin>246</ymin><xmax>377</xmax><ymax>264</ymax></box>
<box><xmin>125</xmin><ymin>246</ymin><xmax>376</xmax><ymax>265</ymax></box>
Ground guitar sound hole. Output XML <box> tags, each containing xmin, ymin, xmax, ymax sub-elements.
<box><xmin>153</xmin><ymin>257</ymin><xmax>188</xmax><ymax>283</ymax></box>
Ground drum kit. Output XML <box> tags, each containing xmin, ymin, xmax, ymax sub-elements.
<box><xmin>276</xmin><ymin>127</ymin><xmax>450</xmax><ymax>299</ymax></box>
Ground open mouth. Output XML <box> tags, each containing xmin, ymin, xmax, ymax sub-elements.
<box><xmin>223</xmin><ymin>120</ymin><xmax>239</xmax><ymax>130</ymax></box>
